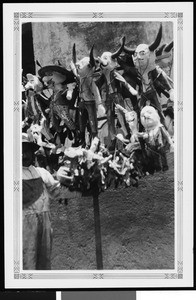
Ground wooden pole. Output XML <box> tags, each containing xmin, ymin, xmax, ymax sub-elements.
<box><xmin>93</xmin><ymin>192</ymin><xmax>103</xmax><ymax>270</ymax></box>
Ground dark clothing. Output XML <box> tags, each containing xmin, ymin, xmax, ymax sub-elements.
<box><xmin>105</xmin><ymin>92</ymin><xmax>126</xmax><ymax>138</ymax></box>
<box><xmin>79</xmin><ymin>100</ymin><xmax>98</xmax><ymax>134</ymax></box>
<box><xmin>49</xmin><ymin>90</ymin><xmax>76</xmax><ymax>132</ymax></box>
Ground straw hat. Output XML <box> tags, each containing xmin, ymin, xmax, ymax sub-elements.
<box><xmin>38</xmin><ymin>65</ymin><xmax>75</xmax><ymax>84</ymax></box>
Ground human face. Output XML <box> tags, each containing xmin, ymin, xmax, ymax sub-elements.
<box><xmin>22</xmin><ymin>144</ymin><xmax>34</xmax><ymax>167</ymax></box>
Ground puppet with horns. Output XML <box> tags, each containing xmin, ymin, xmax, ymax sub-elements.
<box><xmin>97</xmin><ymin>37</ymin><xmax>138</xmax><ymax>151</ymax></box>
<box><xmin>122</xmin><ymin>23</ymin><xmax>174</xmax><ymax>127</ymax></box>
<box><xmin>70</xmin><ymin>44</ymin><xmax>106</xmax><ymax>146</ymax></box>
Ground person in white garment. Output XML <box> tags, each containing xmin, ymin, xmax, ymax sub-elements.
<box><xmin>22</xmin><ymin>132</ymin><xmax>81</xmax><ymax>270</ymax></box>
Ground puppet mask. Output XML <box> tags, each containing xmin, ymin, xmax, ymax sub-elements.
<box><xmin>125</xmin><ymin>110</ymin><xmax>138</xmax><ymax>132</ymax></box>
<box><xmin>133</xmin><ymin>44</ymin><xmax>156</xmax><ymax>71</ymax></box>
<box><xmin>25</xmin><ymin>74</ymin><xmax>43</xmax><ymax>92</ymax></box>
<box><xmin>140</xmin><ymin>106</ymin><xmax>160</xmax><ymax>130</ymax></box>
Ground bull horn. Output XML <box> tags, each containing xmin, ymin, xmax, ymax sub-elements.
<box><xmin>123</xmin><ymin>46</ymin><xmax>135</xmax><ymax>55</ymax></box>
<box><xmin>36</xmin><ymin>60</ymin><xmax>42</xmax><ymax>68</ymax></box>
<box><xmin>149</xmin><ymin>23</ymin><xmax>162</xmax><ymax>52</ymax></box>
<box><xmin>155</xmin><ymin>43</ymin><xmax>166</xmax><ymax>57</ymax></box>
<box><xmin>164</xmin><ymin>41</ymin><xmax>174</xmax><ymax>52</ymax></box>
<box><xmin>111</xmin><ymin>36</ymin><xmax>126</xmax><ymax>59</ymax></box>
<box><xmin>122</xmin><ymin>38</ymin><xmax>135</xmax><ymax>55</ymax></box>
<box><xmin>89</xmin><ymin>44</ymin><xmax>95</xmax><ymax>67</ymax></box>
<box><xmin>72</xmin><ymin>43</ymin><xmax>77</xmax><ymax>64</ymax></box>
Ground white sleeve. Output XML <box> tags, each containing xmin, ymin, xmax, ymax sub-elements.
<box><xmin>36</xmin><ymin>167</ymin><xmax>60</xmax><ymax>191</ymax></box>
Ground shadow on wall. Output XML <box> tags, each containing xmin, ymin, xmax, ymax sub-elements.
<box><xmin>22</xmin><ymin>22</ymin><xmax>35</xmax><ymax>76</ymax></box>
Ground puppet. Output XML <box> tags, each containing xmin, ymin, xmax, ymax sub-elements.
<box><xmin>137</xmin><ymin>105</ymin><xmax>174</xmax><ymax>171</ymax></box>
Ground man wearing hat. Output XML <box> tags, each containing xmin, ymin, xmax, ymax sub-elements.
<box><xmin>38</xmin><ymin>65</ymin><xmax>80</xmax><ymax>146</ymax></box>
<box><xmin>22</xmin><ymin>132</ymin><xmax>81</xmax><ymax>270</ymax></box>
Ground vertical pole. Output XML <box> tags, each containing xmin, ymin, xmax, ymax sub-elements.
<box><xmin>93</xmin><ymin>192</ymin><xmax>103</xmax><ymax>270</ymax></box>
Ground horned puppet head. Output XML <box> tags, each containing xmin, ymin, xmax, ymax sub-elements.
<box><xmin>155</xmin><ymin>41</ymin><xmax>174</xmax><ymax>74</ymax></box>
<box><xmin>25</xmin><ymin>73</ymin><xmax>44</xmax><ymax>93</ymax></box>
<box><xmin>74</xmin><ymin>44</ymin><xmax>98</xmax><ymax>76</ymax></box>
<box><xmin>155</xmin><ymin>41</ymin><xmax>173</xmax><ymax>62</ymax></box>
<box><xmin>123</xmin><ymin>23</ymin><xmax>163</xmax><ymax>72</ymax></box>
<box><xmin>98</xmin><ymin>37</ymin><xmax>126</xmax><ymax>71</ymax></box>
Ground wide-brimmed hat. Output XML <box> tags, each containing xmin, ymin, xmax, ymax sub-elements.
<box><xmin>22</xmin><ymin>133</ymin><xmax>40</xmax><ymax>152</ymax></box>
<box><xmin>38</xmin><ymin>65</ymin><xmax>75</xmax><ymax>84</ymax></box>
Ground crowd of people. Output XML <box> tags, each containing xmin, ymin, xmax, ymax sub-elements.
<box><xmin>22</xmin><ymin>23</ymin><xmax>174</xmax><ymax>270</ymax></box>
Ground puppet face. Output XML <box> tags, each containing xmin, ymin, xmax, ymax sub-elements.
<box><xmin>98</xmin><ymin>52</ymin><xmax>118</xmax><ymax>71</ymax></box>
<box><xmin>140</xmin><ymin>106</ymin><xmax>160</xmax><ymax>130</ymax></box>
<box><xmin>25</xmin><ymin>74</ymin><xmax>43</xmax><ymax>92</ymax></box>
<box><xmin>133</xmin><ymin>44</ymin><xmax>156</xmax><ymax>70</ymax></box>
<box><xmin>29</xmin><ymin>124</ymin><xmax>42</xmax><ymax>143</ymax></box>
<box><xmin>125</xmin><ymin>111</ymin><xmax>138</xmax><ymax>131</ymax></box>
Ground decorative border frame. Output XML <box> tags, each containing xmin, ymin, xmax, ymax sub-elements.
<box><xmin>5</xmin><ymin>5</ymin><xmax>191</xmax><ymax>288</ymax></box>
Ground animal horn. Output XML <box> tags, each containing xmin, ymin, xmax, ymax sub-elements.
<box><xmin>149</xmin><ymin>23</ymin><xmax>162</xmax><ymax>52</ymax></box>
<box><xmin>122</xmin><ymin>38</ymin><xmax>135</xmax><ymax>55</ymax></box>
<box><xmin>111</xmin><ymin>36</ymin><xmax>126</xmax><ymax>59</ymax></box>
<box><xmin>164</xmin><ymin>41</ymin><xmax>174</xmax><ymax>52</ymax></box>
<box><xmin>123</xmin><ymin>46</ymin><xmax>135</xmax><ymax>55</ymax></box>
<box><xmin>89</xmin><ymin>44</ymin><xmax>95</xmax><ymax>67</ymax></box>
<box><xmin>155</xmin><ymin>44</ymin><xmax>166</xmax><ymax>57</ymax></box>
<box><xmin>72</xmin><ymin>43</ymin><xmax>77</xmax><ymax>64</ymax></box>
<box><xmin>36</xmin><ymin>60</ymin><xmax>42</xmax><ymax>68</ymax></box>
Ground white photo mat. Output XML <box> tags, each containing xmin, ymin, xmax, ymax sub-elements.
<box><xmin>3</xmin><ymin>2</ymin><xmax>193</xmax><ymax>289</ymax></box>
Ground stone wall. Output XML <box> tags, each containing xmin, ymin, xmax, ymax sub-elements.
<box><xmin>32</xmin><ymin>21</ymin><xmax>173</xmax><ymax>73</ymax></box>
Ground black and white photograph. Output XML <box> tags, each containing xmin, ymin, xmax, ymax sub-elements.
<box><xmin>3</xmin><ymin>2</ymin><xmax>193</xmax><ymax>289</ymax></box>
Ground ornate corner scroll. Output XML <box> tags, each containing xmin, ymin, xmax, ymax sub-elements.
<box><xmin>14</xmin><ymin>13</ymin><xmax>19</xmax><ymax>31</ymax></box>
<box><xmin>93</xmin><ymin>273</ymin><xmax>104</xmax><ymax>279</ymax></box>
<box><xmin>14</xmin><ymin>100</ymin><xmax>20</xmax><ymax>112</ymax></box>
<box><xmin>164</xmin><ymin>12</ymin><xmax>178</xmax><ymax>18</ymax></box>
<box><xmin>178</xmin><ymin>101</ymin><xmax>183</xmax><ymax>111</ymax></box>
<box><xmin>177</xmin><ymin>260</ymin><xmax>183</xmax><ymax>278</ymax></box>
<box><xmin>20</xmin><ymin>12</ymin><xmax>33</xmax><ymax>18</ymax></box>
<box><xmin>14</xmin><ymin>261</ymin><xmax>33</xmax><ymax>279</ymax></box>
<box><xmin>164</xmin><ymin>12</ymin><xmax>183</xmax><ymax>30</ymax></box>
<box><xmin>164</xmin><ymin>261</ymin><xmax>183</xmax><ymax>279</ymax></box>
<box><xmin>177</xmin><ymin>13</ymin><xmax>183</xmax><ymax>30</ymax></box>
<box><xmin>177</xmin><ymin>181</ymin><xmax>183</xmax><ymax>191</ymax></box>
<box><xmin>14</xmin><ymin>180</ymin><xmax>20</xmax><ymax>192</ymax></box>
<box><xmin>92</xmin><ymin>12</ymin><xmax>103</xmax><ymax>18</ymax></box>
<box><xmin>14</xmin><ymin>12</ymin><xmax>33</xmax><ymax>31</ymax></box>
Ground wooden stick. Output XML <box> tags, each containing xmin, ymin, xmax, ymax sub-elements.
<box><xmin>93</xmin><ymin>189</ymin><xmax>103</xmax><ymax>270</ymax></box>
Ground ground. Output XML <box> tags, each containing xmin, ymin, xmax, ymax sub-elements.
<box><xmin>50</xmin><ymin>152</ymin><xmax>174</xmax><ymax>270</ymax></box>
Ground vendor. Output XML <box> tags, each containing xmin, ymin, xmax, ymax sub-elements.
<box><xmin>22</xmin><ymin>132</ymin><xmax>81</xmax><ymax>270</ymax></box>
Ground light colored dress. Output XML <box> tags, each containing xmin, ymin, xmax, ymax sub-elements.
<box><xmin>22</xmin><ymin>165</ymin><xmax>60</xmax><ymax>270</ymax></box>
